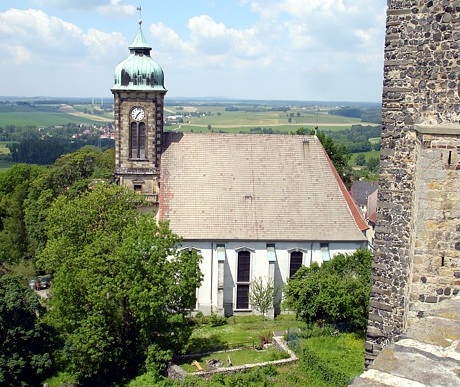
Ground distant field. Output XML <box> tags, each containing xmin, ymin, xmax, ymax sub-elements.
<box><xmin>0</xmin><ymin>160</ymin><xmax>15</xmax><ymax>171</ymax></box>
<box><xmin>0</xmin><ymin>142</ymin><xmax>13</xmax><ymax>155</ymax></box>
<box><xmin>165</xmin><ymin>105</ymin><xmax>375</xmax><ymax>134</ymax></box>
<box><xmin>0</xmin><ymin>104</ymin><xmax>112</xmax><ymax>127</ymax></box>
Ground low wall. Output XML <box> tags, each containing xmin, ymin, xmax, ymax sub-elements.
<box><xmin>167</xmin><ymin>336</ymin><xmax>297</xmax><ymax>381</ymax></box>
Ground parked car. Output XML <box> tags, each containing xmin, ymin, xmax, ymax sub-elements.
<box><xmin>38</xmin><ymin>275</ymin><xmax>52</xmax><ymax>289</ymax></box>
<box><xmin>28</xmin><ymin>278</ymin><xmax>37</xmax><ymax>290</ymax></box>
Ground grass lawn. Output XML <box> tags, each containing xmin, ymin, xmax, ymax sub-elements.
<box><xmin>180</xmin><ymin>316</ymin><xmax>365</xmax><ymax>387</ymax></box>
<box><xmin>185</xmin><ymin>315</ymin><xmax>304</xmax><ymax>354</ymax></box>
<box><xmin>178</xmin><ymin>347</ymin><xmax>289</xmax><ymax>373</ymax></box>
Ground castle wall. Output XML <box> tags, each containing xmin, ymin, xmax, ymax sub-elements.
<box><xmin>366</xmin><ymin>0</ymin><xmax>460</xmax><ymax>365</ymax></box>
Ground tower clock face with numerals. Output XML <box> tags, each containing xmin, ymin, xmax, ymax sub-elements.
<box><xmin>131</xmin><ymin>107</ymin><xmax>145</xmax><ymax>121</ymax></box>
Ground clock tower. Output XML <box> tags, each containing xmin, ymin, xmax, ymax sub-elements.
<box><xmin>111</xmin><ymin>17</ymin><xmax>166</xmax><ymax>205</ymax></box>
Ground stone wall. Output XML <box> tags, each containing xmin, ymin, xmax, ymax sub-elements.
<box><xmin>112</xmin><ymin>90</ymin><xmax>164</xmax><ymax>200</ymax></box>
<box><xmin>366</xmin><ymin>0</ymin><xmax>460</xmax><ymax>365</ymax></box>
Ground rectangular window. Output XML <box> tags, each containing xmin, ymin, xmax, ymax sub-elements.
<box><xmin>216</xmin><ymin>244</ymin><xmax>226</xmax><ymax>262</ymax></box>
<box><xmin>237</xmin><ymin>251</ymin><xmax>250</xmax><ymax>282</ymax></box>
<box><xmin>130</xmin><ymin>122</ymin><xmax>137</xmax><ymax>158</ymax></box>
<box><xmin>236</xmin><ymin>284</ymin><xmax>249</xmax><ymax>309</ymax></box>
<box><xmin>139</xmin><ymin>122</ymin><xmax>146</xmax><ymax>158</ymax></box>
<box><xmin>267</xmin><ymin>244</ymin><xmax>276</xmax><ymax>262</ymax></box>
<box><xmin>290</xmin><ymin>251</ymin><xmax>303</xmax><ymax>277</ymax></box>
<box><xmin>321</xmin><ymin>243</ymin><xmax>331</xmax><ymax>262</ymax></box>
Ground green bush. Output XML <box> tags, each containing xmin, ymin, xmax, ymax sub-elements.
<box><xmin>301</xmin><ymin>346</ymin><xmax>351</xmax><ymax>387</ymax></box>
<box><xmin>284</xmin><ymin>249</ymin><xmax>372</xmax><ymax>331</ymax></box>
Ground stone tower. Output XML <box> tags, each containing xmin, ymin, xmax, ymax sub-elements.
<box><xmin>365</xmin><ymin>0</ymin><xmax>460</xmax><ymax>365</ymax></box>
<box><xmin>111</xmin><ymin>19</ymin><xmax>167</xmax><ymax>204</ymax></box>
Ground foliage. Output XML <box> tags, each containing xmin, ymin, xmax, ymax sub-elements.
<box><xmin>249</xmin><ymin>277</ymin><xmax>278</xmax><ymax>318</ymax></box>
<box><xmin>0</xmin><ymin>274</ymin><xmax>55</xmax><ymax>387</ymax></box>
<box><xmin>354</xmin><ymin>153</ymin><xmax>366</xmax><ymax>166</ymax></box>
<box><xmin>301</xmin><ymin>346</ymin><xmax>351</xmax><ymax>386</ymax></box>
<box><xmin>328</xmin><ymin>107</ymin><xmax>381</xmax><ymax>124</ymax></box>
<box><xmin>0</xmin><ymin>164</ymin><xmax>45</xmax><ymax>264</ymax></box>
<box><xmin>193</xmin><ymin>311</ymin><xmax>227</xmax><ymax>327</ymax></box>
<box><xmin>24</xmin><ymin>147</ymin><xmax>114</xmax><ymax>259</ymax></box>
<box><xmin>37</xmin><ymin>184</ymin><xmax>203</xmax><ymax>385</ymax></box>
<box><xmin>366</xmin><ymin>156</ymin><xmax>380</xmax><ymax>173</ymax></box>
<box><xmin>283</xmin><ymin>249</ymin><xmax>372</xmax><ymax>331</ymax></box>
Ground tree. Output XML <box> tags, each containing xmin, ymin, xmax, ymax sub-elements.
<box><xmin>0</xmin><ymin>274</ymin><xmax>55</xmax><ymax>387</ymax></box>
<box><xmin>0</xmin><ymin>164</ymin><xmax>45</xmax><ymax>264</ymax></box>
<box><xmin>355</xmin><ymin>154</ymin><xmax>366</xmax><ymax>166</ymax></box>
<box><xmin>249</xmin><ymin>277</ymin><xmax>278</xmax><ymax>319</ymax></box>
<box><xmin>24</xmin><ymin>147</ymin><xmax>114</xmax><ymax>259</ymax></box>
<box><xmin>284</xmin><ymin>249</ymin><xmax>372</xmax><ymax>331</ymax></box>
<box><xmin>366</xmin><ymin>156</ymin><xmax>380</xmax><ymax>173</ymax></box>
<box><xmin>37</xmin><ymin>184</ymin><xmax>203</xmax><ymax>385</ymax></box>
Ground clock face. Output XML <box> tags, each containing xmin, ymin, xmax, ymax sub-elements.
<box><xmin>131</xmin><ymin>107</ymin><xmax>145</xmax><ymax>121</ymax></box>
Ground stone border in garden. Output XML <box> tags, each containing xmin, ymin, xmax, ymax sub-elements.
<box><xmin>167</xmin><ymin>334</ymin><xmax>298</xmax><ymax>381</ymax></box>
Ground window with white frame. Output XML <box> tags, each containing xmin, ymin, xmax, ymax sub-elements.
<box><xmin>236</xmin><ymin>250</ymin><xmax>250</xmax><ymax>309</ymax></box>
<box><xmin>266</xmin><ymin>243</ymin><xmax>276</xmax><ymax>263</ymax></box>
<box><xmin>320</xmin><ymin>243</ymin><xmax>331</xmax><ymax>261</ymax></box>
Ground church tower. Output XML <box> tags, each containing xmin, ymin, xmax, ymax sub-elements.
<box><xmin>111</xmin><ymin>16</ymin><xmax>166</xmax><ymax>204</ymax></box>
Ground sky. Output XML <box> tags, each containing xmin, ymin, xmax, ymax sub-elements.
<box><xmin>0</xmin><ymin>0</ymin><xmax>388</xmax><ymax>102</ymax></box>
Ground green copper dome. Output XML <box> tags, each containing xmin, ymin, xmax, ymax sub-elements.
<box><xmin>112</xmin><ymin>22</ymin><xmax>166</xmax><ymax>92</ymax></box>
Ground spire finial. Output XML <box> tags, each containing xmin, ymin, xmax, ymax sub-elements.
<box><xmin>137</xmin><ymin>6</ymin><xmax>142</xmax><ymax>25</ymax></box>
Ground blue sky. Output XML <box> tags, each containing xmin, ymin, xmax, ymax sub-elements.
<box><xmin>0</xmin><ymin>0</ymin><xmax>387</xmax><ymax>102</ymax></box>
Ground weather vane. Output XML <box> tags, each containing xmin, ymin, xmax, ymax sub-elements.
<box><xmin>137</xmin><ymin>6</ymin><xmax>142</xmax><ymax>25</ymax></box>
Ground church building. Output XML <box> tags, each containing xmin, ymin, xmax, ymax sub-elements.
<box><xmin>112</xmin><ymin>21</ymin><xmax>368</xmax><ymax>316</ymax></box>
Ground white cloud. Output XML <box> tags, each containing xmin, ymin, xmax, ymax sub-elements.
<box><xmin>33</xmin><ymin>0</ymin><xmax>109</xmax><ymax>10</ymax></box>
<box><xmin>82</xmin><ymin>29</ymin><xmax>126</xmax><ymax>62</ymax></box>
<box><xmin>150</xmin><ymin>14</ymin><xmax>267</xmax><ymax>71</ymax></box>
<box><xmin>0</xmin><ymin>8</ymin><xmax>126</xmax><ymax>66</ymax></box>
<box><xmin>97</xmin><ymin>0</ymin><xmax>136</xmax><ymax>17</ymax></box>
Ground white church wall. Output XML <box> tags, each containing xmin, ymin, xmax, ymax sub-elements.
<box><xmin>183</xmin><ymin>240</ymin><xmax>367</xmax><ymax>316</ymax></box>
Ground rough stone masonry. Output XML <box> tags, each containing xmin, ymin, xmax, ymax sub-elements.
<box><xmin>365</xmin><ymin>0</ymin><xmax>460</xmax><ymax>365</ymax></box>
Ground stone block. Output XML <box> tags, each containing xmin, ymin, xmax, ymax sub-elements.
<box><xmin>367</xmin><ymin>326</ymin><xmax>385</xmax><ymax>338</ymax></box>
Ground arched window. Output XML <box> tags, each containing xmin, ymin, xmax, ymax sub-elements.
<box><xmin>130</xmin><ymin>122</ymin><xmax>146</xmax><ymax>159</ymax></box>
<box><xmin>289</xmin><ymin>251</ymin><xmax>303</xmax><ymax>277</ymax></box>
<box><xmin>236</xmin><ymin>250</ymin><xmax>250</xmax><ymax>309</ymax></box>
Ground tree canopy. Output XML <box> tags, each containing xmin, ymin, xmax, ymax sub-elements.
<box><xmin>37</xmin><ymin>184</ymin><xmax>203</xmax><ymax>385</ymax></box>
<box><xmin>0</xmin><ymin>274</ymin><xmax>55</xmax><ymax>387</ymax></box>
<box><xmin>284</xmin><ymin>249</ymin><xmax>372</xmax><ymax>331</ymax></box>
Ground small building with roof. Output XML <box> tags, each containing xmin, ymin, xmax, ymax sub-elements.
<box><xmin>112</xmin><ymin>19</ymin><xmax>368</xmax><ymax>316</ymax></box>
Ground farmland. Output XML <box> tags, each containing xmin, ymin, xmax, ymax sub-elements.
<box><xmin>0</xmin><ymin>103</ymin><xmax>112</xmax><ymax>127</ymax></box>
<box><xmin>164</xmin><ymin>104</ymin><xmax>376</xmax><ymax>134</ymax></box>
<box><xmin>0</xmin><ymin>99</ymin><xmax>381</xmax><ymax>172</ymax></box>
